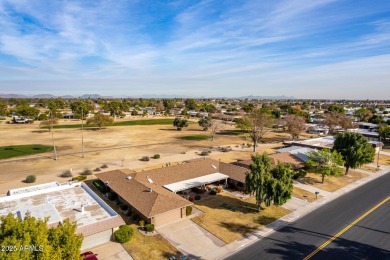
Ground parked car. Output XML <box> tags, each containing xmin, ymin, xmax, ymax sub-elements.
<box><xmin>80</xmin><ymin>251</ymin><xmax>98</xmax><ymax>260</ymax></box>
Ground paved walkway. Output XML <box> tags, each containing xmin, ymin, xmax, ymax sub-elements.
<box><xmin>293</xmin><ymin>181</ymin><xmax>332</xmax><ymax>197</ymax></box>
<box><xmin>85</xmin><ymin>242</ymin><xmax>133</xmax><ymax>260</ymax></box>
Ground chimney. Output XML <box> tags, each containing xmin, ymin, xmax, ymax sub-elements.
<box><xmin>149</xmin><ymin>187</ymin><xmax>153</xmax><ymax>192</ymax></box>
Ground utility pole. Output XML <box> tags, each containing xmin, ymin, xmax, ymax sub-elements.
<box><xmin>50</xmin><ymin>111</ymin><xmax>58</xmax><ymax>160</ymax></box>
<box><xmin>376</xmin><ymin>136</ymin><xmax>381</xmax><ymax>170</ymax></box>
<box><xmin>81</xmin><ymin>109</ymin><xmax>84</xmax><ymax>158</ymax></box>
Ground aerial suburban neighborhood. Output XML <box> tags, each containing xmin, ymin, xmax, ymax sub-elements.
<box><xmin>0</xmin><ymin>1</ymin><xmax>390</xmax><ymax>260</ymax></box>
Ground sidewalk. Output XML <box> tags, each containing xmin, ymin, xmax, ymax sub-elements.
<box><xmin>208</xmin><ymin>166</ymin><xmax>390</xmax><ymax>260</ymax></box>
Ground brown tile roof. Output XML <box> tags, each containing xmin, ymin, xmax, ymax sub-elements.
<box><xmin>76</xmin><ymin>215</ymin><xmax>125</xmax><ymax>236</ymax></box>
<box><xmin>130</xmin><ymin>158</ymin><xmax>222</xmax><ymax>186</ymax></box>
<box><xmin>97</xmin><ymin>170</ymin><xmax>192</xmax><ymax>218</ymax></box>
<box><xmin>219</xmin><ymin>162</ymin><xmax>248</xmax><ymax>183</ymax></box>
<box><xmin>235</xmin><ymin>153</ymin><xmax>304</xmax><ymax>169</ymax></box>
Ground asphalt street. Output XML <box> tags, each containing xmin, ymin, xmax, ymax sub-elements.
<box><xmin>225</xmin><ymin>173</ymin><xmax>390</xmax><ymax>260</ymax></box>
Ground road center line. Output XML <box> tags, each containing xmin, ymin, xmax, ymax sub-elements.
<box><xmin>304</xmin><ymin>196</ymin><xmax>390</xmax><ymax>260</ymax></box>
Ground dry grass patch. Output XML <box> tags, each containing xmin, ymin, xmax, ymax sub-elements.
<box><xmin>293</xmin><ymin>187</ymin><xmax>322</xmax><ymax>202</ymax></box>
<box><xmin>122</xmin><ymin>224</ymin><xmax>181</xmax><ymax>260</ymax></box>
<box><xmin>192</xmin><ymin>192</ymin><xmax>290</xmax><ymax>243</ymax></box>
<box><xmin>378</xmin><ymin>154</ymin><xmax>390</xmax><ymax>166</ymax></box>
<box><xmin>359</xmin><ymin>165</ymin><xmax>378</xmax><ymax>172</ymax></box>
<box><xmin>299</xmin><ymin>170</ymin><xmax>368</xmax><ymax>192</ymax></box>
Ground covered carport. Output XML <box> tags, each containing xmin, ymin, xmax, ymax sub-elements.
<box><xmin>163</xmin><ymin>173</ymin><xmax>229</xmax><ymax>193</ymax></box>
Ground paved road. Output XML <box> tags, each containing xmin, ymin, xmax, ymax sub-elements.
<box><xmin>225</xmin><ymin>173</ymin><xmax>390</xmax><ymax>260</ymax></box>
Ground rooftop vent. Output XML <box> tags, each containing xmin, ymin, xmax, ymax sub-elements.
<box><xmin>211</xmin><ymin>164</ymin><xmax>217</xmax><ymax>169</ymax></box>
<box><xmin>147</xmin><ymin>178</ymin><xmax>153</xmax><ymax>183</ymax></box>
<box><xmin>149</xmin><ymin>187</ymin><xmax>153</xmax><ymax>192</ymax></box>
<box><xmin>126</xmin><ymin>176</ymin><xmax>132</xmax><ymax>180</ymax></box>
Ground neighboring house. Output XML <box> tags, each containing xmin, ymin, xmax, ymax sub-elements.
<box><xmin>63</xmin><ymin>113</ymin><xmax>75</xmax><ymax>119</ymax></box>
<box><xmin>97</xmin><ymin>158</ymin><xmax>248</xmax><ymax>227</ymax></box>
<box><xmin>0</xmin><ymin>182</ymin><xmax>125</xmax><ymax>251</ymax></box>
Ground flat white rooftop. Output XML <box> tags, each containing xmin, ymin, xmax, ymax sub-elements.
<box><xmin>0</xmin><ymin>183</ymin><xmax>117</xmax><ymax>227</ymax></box>
<box><xmin>163</xmin><ymin>172</ymin><xmax>228</xmax><ymax>192</ymax></box>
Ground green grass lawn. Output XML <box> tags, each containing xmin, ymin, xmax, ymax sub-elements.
<box><xmin>0</xmin><ymin>144</ymin><xmax>53</xmax><ymax>160</ymax></box>
<box><xmin>52</xmin><ymin>119</ymin><xmax>176</xmax><ymax>129</ymax></box>
<box><xmin>181</xmin><ymin>134</ymin><xmax>209</xmax><ymax>140</ymax></box>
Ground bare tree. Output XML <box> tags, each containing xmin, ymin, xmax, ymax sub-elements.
<box><xmin>324</xmin><ymin>111</ymin><xmax>352</xmax><ymax>134</ymax></box>
<box><xmin>284</xmin><ymin>115</ymin><xmax>306</xmax><ymax>140</ymax></box>
<box><xmin>236</xmin><ymin>109</ymin><xmax>274</xmax><ymax>152</ymax></box>
<box><xmin>39</xmin><ymin>118</ymin><xmax>58</xmax><ymax>132</ymax></box>
<box><xmin>210</xmin><ymin>120</ymin><xmax>224</xmax><ymax>141</ymax></box>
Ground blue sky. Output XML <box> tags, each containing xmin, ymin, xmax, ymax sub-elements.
<box><xmin>0</xmin><ymin>0</ymin><xmax>389</xmax><ymax>99</ymax></box>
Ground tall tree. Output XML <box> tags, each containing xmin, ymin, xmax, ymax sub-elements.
<box><xmin>333</xmin><ymin>133</ymin><xmax>375</xmax><ymax>175</ymax></box>
<box><xmin>246</xmin><ymin>153</ymin><xmax>293</xmax><ymax>212</ymax></box>
<box><xmin>40</xmin><ymin>118</ymin><xmax>59</xmax><ymax>132</ymax></box>
<box><xmin>305</xmin><ymin>149</ymin><xmax>344</xmax><ymax>183</ymax></box>
<box><xmin>0</xmin><ymin>101</ymin><xmax>8</xmax><ymax>116</ymax></box>
<box><xmin>198</xmin><ymin>117</ymin><xmax>212</xmax><ymax>131</ymax></box>
<box><xmin>209</xmin><ymin>120</ymin><xmax>224</xmax><ymax>141</ymax></box>
<box><xmin>0</xmin><ymin>213</ymin><xmax>83</xmax><ymax>260</ymax></box>
<box><xmin>86</xmin><ymin>113</ymin><xmax>114</xmax><ymax>129</ymax></box>
<box><xmin>324</xmin><ymin>111</ymin><xmax>353</xmax><ymax>134</ymax></box>
<box><xmin>236</xmin><ymin>109</ymin><xmax>274</xmax><ymax>152</ymax></box>
<box><xmin>184</xmin><ymin>99</ymin><xmax>198</xmax><ymax>110</ymax></box>
<box><xmin>328</xmin><ymin>104</ymin><xmax>345</xmax><ymax>114</ymax></box>
<box><xmin>378</xmin><ymin>125</ymin><xmax>390</xmax><ymax>145</ymax></box>
<box><xmin>173</xmin><ymin>117</ymin><xmax>188</xmax><ymax>131</ymax></box>
<box><xmin>70</xmin><ymin>100</ymin><xmax>94</xmax><ymax>118</ymax></box>
<box><xmin>284</xmin><ymin>115</ymin><xmax>306</xmax><ymax>140</ymax></box>
<box><xmin>354</xmin><ymin>108</ymin><xmax>373</xmax><ymax>122</ymax></box>
<box><xmin>246</xmin><ymin>153</ymin><xmax>273</xmax><ymax>212</ymax></box>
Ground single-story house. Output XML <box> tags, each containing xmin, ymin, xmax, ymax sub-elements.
<box><xmin>0</xmin><ymin>182</ymin><xmax>125</xmax><ymax>250</ymax></box>
<box><xmin>97</xmin><ymin>158</ymin><xmax>249</xmax><ymax>227</ymax></box>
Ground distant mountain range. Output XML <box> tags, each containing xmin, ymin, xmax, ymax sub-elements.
<box><xmin>0</xmin><ymin>93</ymin><xmax>295</xmax><ymax>100</ymax></box>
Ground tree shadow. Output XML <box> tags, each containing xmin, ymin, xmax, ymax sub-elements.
<box><xmin>299</xmin><ymin>176</ymin><xmax>321</xmax><ymax>185</ymax></box>
<box><xmin>220</xmin><ymin>222</ymin><xmax>258</xmax><ymax>235</ymax></box>
<box><xmin>31</xmin><ymin>130</ymin><xmax>48</xmax><ymax>133</ymax></box>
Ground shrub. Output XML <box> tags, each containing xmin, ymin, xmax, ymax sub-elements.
<box><xmin>292</xmin><ymin>169</ymin><xmax>307</xmax><ymax>180</ymax></box>
<box><xmin>93</xmin><ymin>180</ymin><xmax>107</xmax><ymax>193</ymax></box>
<box><xmin>94</xmin><ymin>167</ymin><xmax>101</xmax><ymax>172</ymax></box>
<box><xmin>107</xmin><ymin>192</ymin><xmax>118</xmax><ymax>201</ymax></box>
<box><xmin>101</xmin><ymin>164</ymin><xmax>108</xmax><ymax>169</ymax></box>
<box><xmin>71</xmin><ymin>175</ymin><xmax>87</xmax><ymax>181</ymax></box>
<box><xmin>60</xmin><ymin>170</ymin><xmax>72</xmax><ymax>178</ymax></box>
<box><xmin>200</xmin><ymin>151</ymin><xmax>209</xmax><ymax>156</ymax></box>
<box><xmin>209</xmin><ymin>189</ymin><xmax>217</xmax><ymax>195</ymax></box>
<box><xmin>189</xmin><ymin>195</ymin><xmax>195</xmax><ymax>202</ymax></box>
<box><xmin>186</xmin><ymin>206</ymin><xmax>192</xmax><ymax>216</ymax></box>
<box><xmin>139</xmin><ymin>220</ymin><xmax>145</xmax><ymax>227</ymax></box>
<box><xmin>145</xmin><ymin>224</ymin><xmax>154</xmax><ymax>232</ymax></box>
<box><xmin>141</xmin><ymin>156</ymin><xmax>150</xmax><ymax>161</ymax></box>
<box><xmin>25</xmin><ymin>175</ymin><xmax>36</xmax><ymax>183</ymax></box>
<box><xmin>114</xmin><ymin>225</ymin><xmax>133</xmax><ymax>243</ymax></box>
<box><xmin>81</xmin><ymin>168</ymin><xmax>92</xmax><ymax>175</ymax></box>
<box><xmin>217</xmin><ymin>186</ymin><xmax>223</xmax><ymax>193</ymax></box>
<box><xmin>195</xmin><ymin>194</ymin><xmax>201</xmax><ymax>200</ymax></box>
<box><xmin>132</xmin><ymin>214</ymin><xmax>141</xmax><ymax>222</ymax></box>
<box><xmin>153</xmin><ymin>154</ymin><xmax>160</xmax><ymax>159</ymax></box>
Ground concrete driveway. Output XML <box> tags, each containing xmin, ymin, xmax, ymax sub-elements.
<box><xmin>84</xmin><ymin>242</ymin><xmax>133</xmax><ymax>260</ymax></box>
<box><xmin>157</xmin><ymin>219</ymin><xmax>226</xmax><ymax>259</ymax></box>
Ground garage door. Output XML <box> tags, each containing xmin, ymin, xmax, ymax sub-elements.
<box><xmin>81</xmin><ymin>229</ymin><xmax>113</xmax><ymax>250</ymax></box>
<box><xmin>154</xmin><ymin>209</ymin><xmax>182</xmax><ymax>227</ymax></box>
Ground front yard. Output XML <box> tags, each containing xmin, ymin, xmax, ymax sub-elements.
<box><xmin>293</xmin><ymin>187</ymin><xmax>322</xmax><ymax>202</ymax></box>
<box><xmin>299</xmin><ymin>170</ymin><xmax>368</xmax><ymax>192</ymax></box>
<box><xmin>191</xmin><ymin>192</ymin><xmax>291</xmax><ymax>243</ymax></box>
